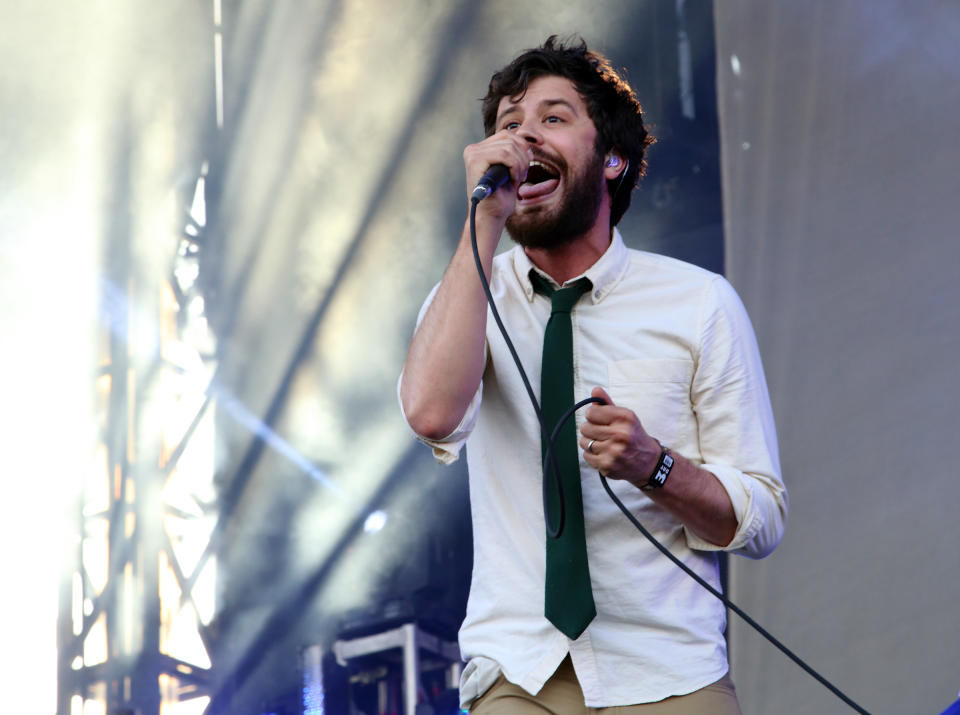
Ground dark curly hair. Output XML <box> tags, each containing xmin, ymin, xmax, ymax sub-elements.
<box><xmin>481</xmin><ymin>35</ymin><xmax>654</xmax><ymax>227</ymax></box>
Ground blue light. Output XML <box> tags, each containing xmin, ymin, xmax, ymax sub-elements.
<box><xmin>302</xmin><ymin>645</ymin><xmax>325</xmax><ymax>715</ymax></box>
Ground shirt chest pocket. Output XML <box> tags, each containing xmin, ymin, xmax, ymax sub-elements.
<box><xmin>606</xmin><ymin>358</ymin><xmax>694</xmax><ymax>446</ymax></box>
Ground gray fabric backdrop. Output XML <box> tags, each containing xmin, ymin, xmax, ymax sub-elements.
<box><xmin>715</xmin><ymin>2</ymin><xmax>960</xmax><ymax>713</ymax></box>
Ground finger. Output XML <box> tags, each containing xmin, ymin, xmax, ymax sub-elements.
<box><xmin>584</xmin><ymin>403</ymin><xmax>625</xmax><ymax>427</ymax></box>
<box><xmin>491</xmin><ymin>130</ymin><xmax>535</xmax><ymax>173</ymax></box>
<box><xmin>464</xmin><ymin>134</ymin><xmax>531</xmax><ymax>191</ymax></box>
<box><xmin>579</xmin><ymin>421</ymin><xmax>613</xmax><ymax>441</ymax></box>
<box><xmin>500</xmin><ymin>132</ymin><xmax>535</xmax><ymax>185</ymax></box>
<box><xmin>591</xmin><ymin>385</ymin><xmax>614</xmax><ymax>407</ymax></box>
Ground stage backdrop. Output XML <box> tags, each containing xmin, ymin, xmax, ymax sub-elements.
<box><xmin>715</xmin><ymin>2</ymin><xmax>960</xmax><ymax>714</ymax></box>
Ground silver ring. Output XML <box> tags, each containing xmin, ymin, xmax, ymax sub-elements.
<box><xmin>587</xmin><ymin>439</ymin><xmax>596</xmax><ymax>454</ymax></box>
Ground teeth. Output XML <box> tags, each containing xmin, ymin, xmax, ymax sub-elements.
<box><xmin>525</xmin><ymin>159</ymin><xmax>557</xmax><ymax>176</ymax></box>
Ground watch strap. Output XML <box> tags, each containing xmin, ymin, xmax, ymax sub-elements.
<box><xmin>640</xmin><ymin>444</ymin><xmax>673</xmax><ymax>491</ymax></box>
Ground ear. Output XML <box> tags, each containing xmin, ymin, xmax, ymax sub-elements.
<box><xmin>603</xmin><ymin>153</ymin><xmax>625</xmax><ymax>180</ymax></box>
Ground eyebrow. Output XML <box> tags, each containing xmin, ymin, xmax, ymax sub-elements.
<box><xmin>496</xmin><ymin>98</ymin><xmax>579</xmax><ymax>127</ymax></box>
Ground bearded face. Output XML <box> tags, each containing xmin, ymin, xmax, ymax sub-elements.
<box><xmin>505</xmin><ymin>147</ymin><xmax>606</xmax><ymax>250</ymax></box>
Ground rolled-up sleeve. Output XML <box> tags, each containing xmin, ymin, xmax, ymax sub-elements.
<box><xmin>685</xmin><ymin>276</ymin><xmax>788</xmax><ymax>559</ymax></box>
<box><xmin>397</xmin><ymin>282</ymin><xmax>486</xmax><ymax>464</ymax></box>
<box><xmin>397</xmin><ymin>375</ymin><xmax>482</xmax><ymax>464</ymax></box>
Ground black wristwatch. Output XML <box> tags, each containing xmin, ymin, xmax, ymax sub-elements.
<box><xmin>640</xmin><ymin>444</ymin><xmax>673</xmax><ymax>491</ymax></box>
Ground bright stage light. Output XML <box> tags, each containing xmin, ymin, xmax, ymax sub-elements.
<box><xmin>363</xmin><ymin>510</ymin><xmax>388</xmax><ymax>534</ymax></box>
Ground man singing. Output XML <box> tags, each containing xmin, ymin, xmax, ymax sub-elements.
<box><xmin>399</xmin><ymin>36</ymin><xmax>787</xmax><ymax>714</ymax></box>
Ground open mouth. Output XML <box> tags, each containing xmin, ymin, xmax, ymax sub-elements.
<box><xmin>518</xmin><ymin>160</ymin><xmax>560</xmax><ymax>201</ymax></box>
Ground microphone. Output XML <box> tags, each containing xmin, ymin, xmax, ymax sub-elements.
<box><xmin>471</xmin><ymin>164</ymin><xmax>510</xmax><ymax>202</ymax></box>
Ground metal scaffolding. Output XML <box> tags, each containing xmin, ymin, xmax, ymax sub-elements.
<box><xmin>56</xmin><ymin>148</ymin><xmax>220</xmax><ymax>715</ymax></box>
<box><xmin>56</xmin><ymin>0</ymin><xmax>226</xmax><ymax>710</ymax></box>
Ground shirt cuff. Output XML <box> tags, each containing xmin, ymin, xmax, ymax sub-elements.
<box><xmin>459</xmin><ymin>656</ymin><xmax>502</xmax><ymax>710</ymax></box>
<box><xmin>396</xmin><ymin>373</ymin><xmax>482</xmax><ymax>464</ymax></box>
<box><xmin>684</xmin><ymin>463</ymin><xmax>757</xmax><ymax>553</ymax></box>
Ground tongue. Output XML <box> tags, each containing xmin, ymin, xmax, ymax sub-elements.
<box><xmin>518</xmin><ymin>177</ymin><xmax>559</xmax><ymax>200</ymax></box>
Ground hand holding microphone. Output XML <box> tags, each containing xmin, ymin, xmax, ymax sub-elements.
<box><xmin>463</xmin><ymin>130</ymin><xmax>533</xmax><ymax>217</ymax></box>
<box><xmin>471</xmin><ymin>164</ymin><xmax>511</xmax><ymax>202</ymax></box>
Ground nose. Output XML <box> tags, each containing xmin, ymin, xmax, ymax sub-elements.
<box><xmin>516</xmin><ymin>120</ymin><xmax>543</xmax><ymax>145</ymax></box>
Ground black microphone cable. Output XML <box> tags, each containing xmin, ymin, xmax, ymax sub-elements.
<box><xmin>467</xmin><ymin>194</ymin><xmax>871</xmax><ymax>715</ymax></box>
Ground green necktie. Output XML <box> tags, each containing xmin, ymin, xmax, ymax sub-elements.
<box><xmin>530</xmin><ymin>271</ymin><xmax>596</xmax><ymax>640</ymax></box>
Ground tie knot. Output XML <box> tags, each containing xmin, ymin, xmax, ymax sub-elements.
<box><xmin>530</xmin><ymin>272</ymin><xmax>592</xmax><ymax>315</ymax></box>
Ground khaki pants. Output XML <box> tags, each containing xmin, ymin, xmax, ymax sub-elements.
<box><xmin>470</xmin><ymin>657</ymin><xmax>742</xmax><ymax>715</ymax></box>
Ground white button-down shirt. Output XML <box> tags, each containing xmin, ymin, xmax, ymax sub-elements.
<box><xmin>400</xmin><ymin>230</ymin><xmax>787</xmax><ymax>708</ymax></box>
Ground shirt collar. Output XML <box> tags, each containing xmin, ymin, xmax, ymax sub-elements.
<box><xmin>512</xmin><ymin>227</ymin><xmax>630</xmax><ymax>304</ymax></box>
